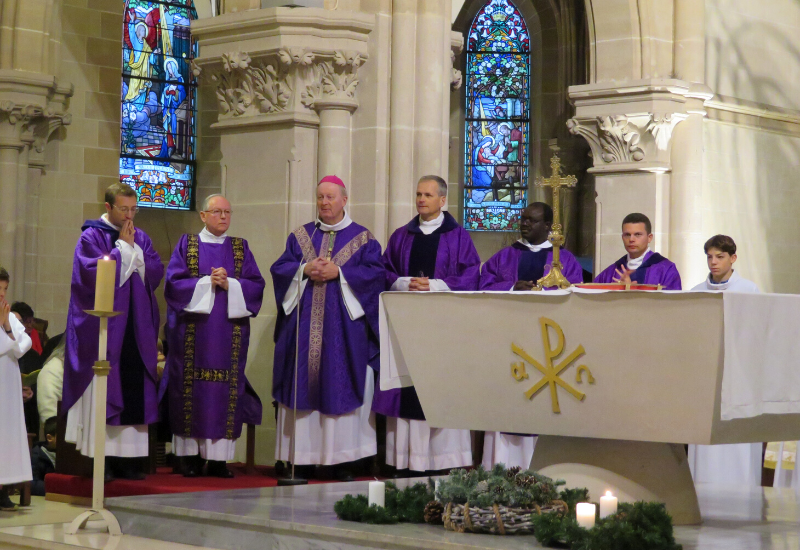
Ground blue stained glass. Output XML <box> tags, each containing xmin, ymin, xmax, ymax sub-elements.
<box><xmin>119</xmin><ymin>0</ymin><xmax>197</xmax><ymax>210</ymax></box>
<box><xmin>464</xmin><ymin>0</ymin><xmax>531</xmax><ymax>231</ymax></box>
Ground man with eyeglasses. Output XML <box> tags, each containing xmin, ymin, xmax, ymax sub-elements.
<box><xmin>62</xmin><ymin>183</ymin><xmax>164</xmax><ymax>480</ymax></box>
<box><xmin>593</xmin><ymin>212</ymin><xmax>682</xmax><ymax>290</ymax></box>
<box><xmin>163</xmin><ymin>194</ymin><xmax>266</xmax><ymax>478</ymax></box>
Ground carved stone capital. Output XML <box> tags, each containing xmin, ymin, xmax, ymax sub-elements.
<box><xmin>567</xmin><ymin>79</ymin><xmax>702</xmax><ymax>173</ymax></box>
<box><xmin>450</xmin><ymin>33</ymin><xmax>464</xmax><ymax>92</ymax></box>
<box><xmin>192</xmin><ymin>7</ymin><xmax>373</xmax><ymax>129</ymax></box>
<box><xmin>0</xmin><ymin>100</ymin><xmax>71</xmax><ymax>150</ymax></box>
<box><xmin>301</xmin><ymin>51</ymin><xmax>363</xmax><ymax>111</ymax></box>
<box><xmin>204</xmin><ymin>51</ymin><xmax>294</xmax><ymax>118</ymax></box>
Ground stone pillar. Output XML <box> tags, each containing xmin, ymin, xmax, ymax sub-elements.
<box><xmin>387</xmin><ymin>0</ymin><xmax>418</xmax><ymax>230</ymax></box>
<box><xmin>567</xmin><ymin>79</ymin><xmax>693</xmax><ymax>274</ymax></box>
<box><xmin>669</xmin><ymin>0</ymin><xmax>712</xmax><ymax>285</ymax></box>
<box><xmin>0</xmin><ymin>101</ymin><xmax>69</xmax><ymax>294</ymax></box>
<box><xmin>0</xmin><ymin>140</ymin><xmax>23</xmax><ymax>280</ymax></box>
<box><xmin>387</xmin><ymin>0</ymin><xmax>453</xmax><ymax>230</ymax></box>
<box><xmin>314</xmin><ymin>98</ymin><xmax>358</xmax><ymax>183</ymax></box>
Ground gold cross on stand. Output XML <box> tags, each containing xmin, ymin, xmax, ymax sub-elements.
<box><xmin>533</xmin><ymin>154</ymin><xmax>577</xmax><ymax>290</ymax></box>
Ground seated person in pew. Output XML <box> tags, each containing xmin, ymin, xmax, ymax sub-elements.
<box><xmin>30</xmin><ymin>417</ymin><xmax>57</xmax><ymax>496</ymax></box>
<box><xmin>594</xmin><ymin>213</ymin><xmax>682</xmax><ymax>289</ymax></box>
<box><xmin>479</xmin><ymin>202</ymin><xmax>583</xmax><ymax>469</ymax></box>
<box><xmin>688</xmin><ymin>234</ymin><xmax>762</xmax><ymax>487</ymax></box>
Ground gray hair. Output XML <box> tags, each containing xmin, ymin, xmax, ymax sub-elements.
<box><xmin>201</xmin><ymin>194</ymin><xmax>227</xmax><ymax>212</ymax></box>
<box><xmin>418</xmin><ymin>175</ymin><xmax>447</xmax><ymax>197</ymax></box>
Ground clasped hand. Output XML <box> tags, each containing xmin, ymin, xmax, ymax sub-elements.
<box><xmin>210</xmin><ymin>267</ymin><xmax>228</xmax><ymax>290</ymax></box>
<box><xmin>120</xmin><ymin>220</ymin><xmax>136</xmax><ymax>246</ymax></box>
<box><xmin>0</xmin><ymin>299</ymin><xmax>10</xmax><ymax>330</ymax></box>
<box><xmin>513</xmin><ymin>280</ymin><xmax>536</xmax><ymax>291</ymax></box>
<box><xmin>409</xmin><ymin>277</ymin><xmax>430</xmax><ymax>292</ymax></box>
<box><xmin>304</xmin><ymin>258</ymin><xmax>339</xmax><ymax>282</ymax></box>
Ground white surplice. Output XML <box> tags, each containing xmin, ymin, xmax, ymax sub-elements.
<box><xmin>385</xmin><ymin>212</ymin><xmax>472</xmax><ymax>471</ymax></box>
<box><xmin>64</xmin><ymin>214</ymin><xmax>150</xmax><ymax>458</ymax></box>
<box><xmin>482</xmin><ymin>433</ymin><xmax>537</xmax><ymax>471</ymax></box>
<box><xmin>274</xmin><ymin>212</ymin><xmax>377</xmax><ymax>465</ymax></box>
<box><xmin>172</xmin><ymin>227</ymin><xmax>251</xmax><ymax>462</ymax></box>
<box><xmin>0</xmin><ymin>314</ymin><xmax>33</xmax><ymax>484</ymax></box>
<box><xmin>689</xmin><ymin>270</ymin><xmax>763</xmax><ymax>487</ymax></box>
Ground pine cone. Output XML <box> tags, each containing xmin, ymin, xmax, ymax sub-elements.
<box><xmin>505</xmin><ymin>466</ymin><xmax>521</xmax><ymax>480</ymax></box>
<box><xmin>516</xmin><ymin>475</ymin><xmax>534</xmax><ymax>488</ymax></box>
<box><xmin>424</xmin><ymin>500</ymin><xmax>444</xmax><ymax>525</ymax></box>
<box><xmin>493</xmin><ymin>485</ymin><xmax>505</xmax><ymax>495</ymax></box>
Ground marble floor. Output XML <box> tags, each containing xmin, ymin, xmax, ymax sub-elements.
<box><xmin>0</xmin><ymin>483</ymin><xmax>798</xmax><ymax>549</ymax></box>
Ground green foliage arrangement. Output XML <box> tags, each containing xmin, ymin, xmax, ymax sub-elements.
<box><xmin>530</xmin><ymin>501</ymin><xmax>683</xmax><ymax>550</ymax></box>
<box><xmin>333</xmin><ymin>481</ymin><xmax>434</xmax><ymax>525</ymax></box>
<box><xmin>436</xmin><ymin>464</ymin><xmax>565</xmax><ymax>508</ymax></box>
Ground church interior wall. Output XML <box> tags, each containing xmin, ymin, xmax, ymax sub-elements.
<box><xmin>34</xmin><ymin>0</ymin><xmax>221</xmax><ymax>336</ymax></box>
<box><xmin>701</xmin><ymin>0</ymin><xmax>800</xmax><ymax>293</ymax></box>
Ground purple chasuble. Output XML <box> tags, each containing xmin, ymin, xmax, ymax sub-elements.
<box><xmin>62</xmin><ymin>220</ymin><xmax>163</xmax><ymax>426</ymax></box>
<box><xmin>479</xmin><ymin>243</ymin><xmax>584</xmax><ymax>290</ymax></box>
<box><xmin>271</xmin><ymin>221</ymin><xmax>383</xmax><ymax>415</ymax></box>
<box><xmin>594</xmin><ymin>250</ymin><xmax>682</xmax><ymax>290</ymax></box>
<box><xmin>163</xmin><ymin>235</ymin><xmax>265</xmax><ymax>440</ymax></box>
<box><xmin>372</xmin><ymin>212</ymin><xmax>481</xmax><ymax>418</ymax></box>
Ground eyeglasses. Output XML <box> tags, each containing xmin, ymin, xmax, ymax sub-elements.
<box><xmin>113</xmin><ymin>205</ymin><xmax>139</xmax><ymax>214</ymax></box>
<box><xmin>204</xmin><ymin>209</ymin><xmax>232</xmax><ymax>217</ymax></box>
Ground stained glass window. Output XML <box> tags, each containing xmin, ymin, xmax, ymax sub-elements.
<box><xmin>120</xmin><ymin>0</ymin><xmax>197</xmax><ymax>210</ymax></box>
<box><xmin>464</xmin><ymin>0</ymin><xmax>530</xmax><ymax>231</ymax></box>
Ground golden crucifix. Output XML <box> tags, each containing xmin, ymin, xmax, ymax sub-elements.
<box><xmin>533</xmin><ymin>154</ymin><xmax>577</xmax><ymax>290</ymax></box>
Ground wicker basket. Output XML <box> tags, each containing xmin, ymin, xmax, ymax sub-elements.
<box><xmin>442</xmin><ymin>500</ymin><xmax>568</xmax><ymax>535</ymax></box>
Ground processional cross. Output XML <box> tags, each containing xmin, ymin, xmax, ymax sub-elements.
<box><xmin>534</xmin><ymin>154</ymin><xmax>577</xmax><ymax>290</ymax></box>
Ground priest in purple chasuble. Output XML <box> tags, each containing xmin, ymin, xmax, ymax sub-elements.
<box><xmin>372</xmin><ymin>175</ymin><xmax>480</xmax><ymax>474</ymax></box>
<box><xmin>593</xmin><ymin>212</ymin><xmax>682</xmax><ymax>290</ymax></box>
<box><xmin>478</xmin><ymin>202</ymin><xmax>583</xmax><ymax>470</ymax></box>
<box><xmin>271</xmin><ymin>175</ymin><xmax>383</xmax><ymax>481</ymax></box>
<box><xmin>479</xmin><ymin>202</ymin><xmax>584</xmax><ymax>293</ymax></box>
<box><xmin>687</xmin><ymin>235</ymin><xmax>762</xmax><ymax>488</ymax></box>
<box><xmin>163</xmin><ymin>194</ymin><xmax>265</xmax><ymax>478</ymax></box>
<box><xmin>62</xmin><ymin>183</ymin><xmax>163</xmax><ymax>480</ymax></box>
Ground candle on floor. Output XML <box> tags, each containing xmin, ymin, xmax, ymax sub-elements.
<box><xmin>95</xmin><ymin>256</ymin><xmax>116</xmax><ymax>312</ymax></box>
<box><xmin>576</xmin><ymin>502</ymin><xmax>596</xmax><ymax>529</ymax></box>
<box><xmin>599</xmin><ymin>491</ymin><xmax>618</xmax><ymax>518</ymax></box>
<box><xmin>368</xmin><ymin>481</ymin><xmax>385</xmax><ymax>507</ymax></box>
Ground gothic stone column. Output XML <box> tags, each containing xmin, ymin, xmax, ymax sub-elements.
<box><xmin>567</xmin><ymin>79</ymin><xmax>704</xmax><ymax>276</ymax></box>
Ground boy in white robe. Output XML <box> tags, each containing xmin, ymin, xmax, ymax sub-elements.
<box><xmin>689</xmin><ymin>235</ymin><xmax>762</xmax><ymax>486</ymax></box>
<box><xmin>0</xmin><ymin>267</ymin><xmax>33</xmax><ymax>511</ymax></box>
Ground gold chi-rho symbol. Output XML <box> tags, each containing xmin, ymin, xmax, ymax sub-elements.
<box><xmin>511</xmin><ymin>317</ymin><xmax>594</xmax><ymax>413</ymax></box>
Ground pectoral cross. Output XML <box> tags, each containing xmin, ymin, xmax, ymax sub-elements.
<box><xmin>534</xmin><ymin>154</ymin><xmax>577</xmax><ymax>290</ymax></box>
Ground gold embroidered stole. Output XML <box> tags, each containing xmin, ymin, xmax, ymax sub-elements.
<box><xmin>182</xmin><ymin>234</ymin><xmax>245</xmax><ymax>439</ymax></box>
<box><xmin>292</xmin><ymin>225</ymin><xmax>374</xmax><ymax>406</ymax></box>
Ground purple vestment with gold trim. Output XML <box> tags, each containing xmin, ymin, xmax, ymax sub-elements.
<box><xmin>271</xmin><ymin>221</ymin><xmax>383</xmax><ymax>416</ymax></box>
<box><xmin>164</xmin><ymin>234</ymin><xmax>265</xmax><ymax>440</ymax></box>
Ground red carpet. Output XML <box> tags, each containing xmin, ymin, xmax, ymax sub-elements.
<box><xmin>46</xmin><ymin>464</ymin><xmax>380</xmax><ymax>499</ymax></box>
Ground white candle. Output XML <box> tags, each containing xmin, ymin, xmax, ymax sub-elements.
<box><xmin>576</xmin><ymin>502</ymin><xmax>596</xmax><ymax>529</ymax></box>
<box><xmin>95</xmin><ymin>256</ymin><xmax>116</xmax><ymax>312</ymax></box>
<box><xmin>599</xmin><ymin>491</ymin><xmax>618</xmax><ymax>519</ymax></box>
<box><xmin>368</xmin><ymin>481</ymin><xmax>385</xmax><ymax>507</ymax></box>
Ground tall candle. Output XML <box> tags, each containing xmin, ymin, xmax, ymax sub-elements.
<box><xmin>368</xmin><ymin>481</ymin><xmax>385</xmax><ymax>507</ymax></box>
<box><xmin>95</xmin><ymin>256</ymin><xmax>116</xmax><ymax>312</ymax></box>
<box><xmin>576</xmin><ymin>502</ymin><xmax>596</xmax><ymax>529</ymax></box>
<box><xmin>599</xmin><ymin>491</ymin><xmax>618</xmax><ymax>519</ymax></box>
